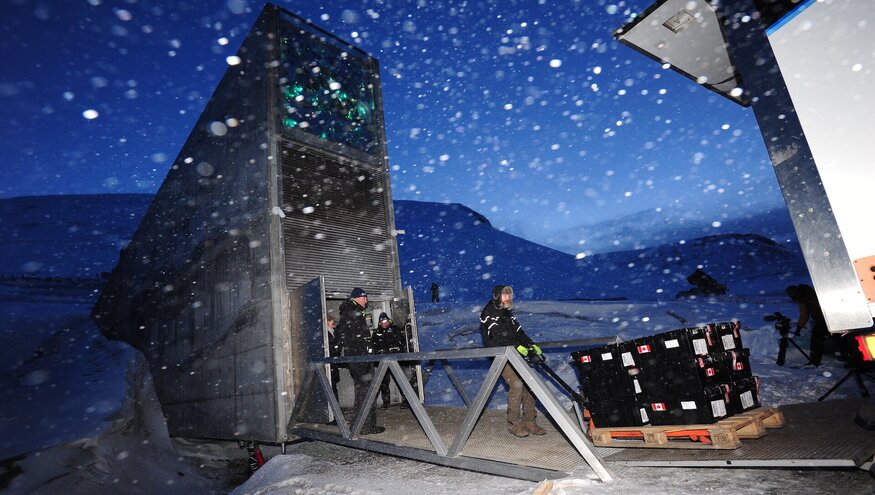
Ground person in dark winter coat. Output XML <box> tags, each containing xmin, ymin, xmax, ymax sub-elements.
<box><xmin>373</xmin><ymin>312</ymin><xmax>413</xmax><ymax>407</ymax></box>
<box><xmin>337</xmin><ymin>287</ymin><xmax>384</xmax><ymax>435</ymax></box>
<box><xmin>431</xmin><ymin>282</ymin><xmax>440</xmax><ymax>303</ymax></box>
<box><xmin>480</xmin><ymin>285</ymin><xmax>545</xmax><ymax>438</ymax></box>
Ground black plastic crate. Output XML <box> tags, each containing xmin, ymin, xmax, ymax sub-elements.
<box><xmin>696</xmin><ymin>352</ymin><xmax>733</xmax><ymax>386</ymax></box>
<box><xmin>572</xmin><ymin>349</ymin><xmax>643</xmax><ymax>398</ymax></box>
<box><xmin>728</xmin><ymin>348</ymin><xmax>753</xmax><ymax>381</ymax></box>
<box><xmin>646</xmin><ymin>385</ymin><xmax>730</xmax><ymax>425</ymax></box>
<box><xmin>587</xmin><ymin>397</ymin><xmax>650</xmax><ymax>427</ymax></box>
<box><xmin>711</xmin><ymin>321</ymin><xmax>743</xmax><ymax>352</ymax></box>
<box><xmin>725</xmin><ymin>376</ymin><xmax>760</xmax><ymax>414</ymax></box>
<box><xmin>658</xmin><ymin>326</ymin><xmax>714</xmax><ymax>361</ymax></box>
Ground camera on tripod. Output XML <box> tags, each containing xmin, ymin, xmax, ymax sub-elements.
<box><xmin>764</xmin><ymin>312</ymin><xmax>791</xmax><ymax>337</ymax></box>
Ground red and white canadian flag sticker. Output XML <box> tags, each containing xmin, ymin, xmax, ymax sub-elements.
<box><xmin>581</xmin><ymin>355</ymin><xmax>592</xmax><ymax>363</ymax></box>
<box><xmin>652</xmin><ymin>403</ymin><xmax>666</xmax><ymax>411</ymax></box>
<box><xmin>706</xmin><ymin>368</ymin><xmax>716</xmax><ymax>377</ymax></box>
<box><xmin>637</xmin><ymin>344</ymin><xmax>652</xmax><ymax>354</ymax></box>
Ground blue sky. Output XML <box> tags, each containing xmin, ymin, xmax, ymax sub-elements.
<box><xmin>1</xmin><ymin>0</ymin><xmax>786</xmax><ymax>241</ymax></box>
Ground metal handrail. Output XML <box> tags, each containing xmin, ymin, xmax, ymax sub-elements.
<box><xmin>290</xmin><ymin>345</ymin><xmax>614</xmax><ymax>482</ymax></box>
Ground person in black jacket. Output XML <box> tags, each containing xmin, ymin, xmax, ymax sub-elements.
<box><xmin>373</xmin><ymin>312</ymin><xmax>413</xmax><ymax>408</ymax></box>
<box><xmin>337</xmin><ymin>287</ymin><xmax>384</xmax><ymax>435</ymax></box>
<box><xmin>480</xmin><ymin>285</ymin><xmax>545</xmax><ymax>438</ymax></box>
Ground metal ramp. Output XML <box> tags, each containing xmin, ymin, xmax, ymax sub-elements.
<box><xmin>288</xmin><ymin>346</ymin><xmax>614</xmax><ymax>482</ymax></box>
<box><xmin>601</xmin><ymin>399</ymin><xmax>875</xmax><ymax>468</ymax></box>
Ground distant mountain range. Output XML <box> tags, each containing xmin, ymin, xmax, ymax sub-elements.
<box><xmin>538</xmin><ymin>203</ymin><xmax>801</xmax><ymax>255</ymax></box>
<box><xmin>0</xmin><ymin>194</ymin><xmax>153</xmax><ymax>279</ymax></box>
<box><xmin>0</xmin><ymin>195</ymin><xmax>810</xmax><ymax>302</ymax></box>
<box><xmin>394</xmin><ymin>200</ymin><xmax>809</xmax><ymax>302</ymax></box>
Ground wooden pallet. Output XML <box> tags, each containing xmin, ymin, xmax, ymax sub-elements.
<box><xmin>589</xmin><ymin>407</ymin><xmax>785</xmax><ymax>450</ymax></box>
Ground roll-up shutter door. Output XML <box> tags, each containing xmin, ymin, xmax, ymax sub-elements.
<box><xmin>281</xmin><ymin>143</ymin><xmax>396</xmax><ymax>296</ymax></box>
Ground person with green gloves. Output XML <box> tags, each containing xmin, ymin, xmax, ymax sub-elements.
<box><xmin>480</xmin><ymin>285</ymin><xmax>546</xmax><ymax>438</ymax></box>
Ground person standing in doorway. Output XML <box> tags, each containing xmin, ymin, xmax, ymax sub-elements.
<box><xmin>326</xmin><ymin>313</ymin><xmax>341</xmax><ymax>398</ymax></box>
<box><xmin>431</xmin><ymin>282</ymin><xmax>440</xmax><ymax>303</ymax></box>
<box><xmin>373</xmin><ymin>312</ymin><xmax>414</xmax><ymax>408</ymax></box>
<box><xmin>337</xmin><ymin>287</ymin><xmax>384</xmax><ymax>435</ymax></box>
<box><xmin>480</xmin><ymin>285</ymin><xmax>545</xmax><ymax>438</ymax></box>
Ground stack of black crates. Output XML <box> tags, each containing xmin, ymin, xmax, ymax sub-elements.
<box><xmin>571</xmin><ymin>321</ymin><xmax>760</xmax><ymax>427</ymax></box>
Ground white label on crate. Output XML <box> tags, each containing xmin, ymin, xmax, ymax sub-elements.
<box><xmin>741</xmin><ymin>391</ymin><xmax>754</xmax><ymax>410</ymax></box>
<box><xmin>601</xmin><ymin>352</ymin><xmax>613</xmax><ymax>361</ymax></box>
<box><xmin>621</xmin><ymin>352</ymin><xmax>635</xmax><ymax>367</ymax></box>
<box><xmin>633</xmin><ymin>379</ymin><xmax>642</xmax><ymax>394</ymax></box>
<box><xmin>664</xmin><ymin>339</ymin><xmax>680</xmax><ymax>349</ymax></box>
<box><xmin>681</xmin><ymin>401</ymin><xmax>697</xmax><ymax>410</ymax></box>
<box><xmin>692</xmin><ymin>338</ymin><xmax>708</xmax><ymax>355</ymax></box>
<box><xmin>640</xmin><ymin>407</ymin><xmax>649</xmax><ymax>423</ymax></box>
<box><xmin>721</xmin><ymin>334</ymin><xmax>736</xmax><ymax>350</ymax></box>
<box><xmin>710</xmin><ymin>399</ymin><xmax>728</xmax><ymax>418</ymax></box>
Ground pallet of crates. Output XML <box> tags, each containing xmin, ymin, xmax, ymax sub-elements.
<box><xmin>572</xmin><ymin>322</ymin><xmax>783</xmax><ymax>449</ymax></box>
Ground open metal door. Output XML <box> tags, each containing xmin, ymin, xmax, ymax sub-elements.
<box><xmin>390</xmin><ymin>286</ymin><xmax>424</xmax><ymax>401</ymax></box>
<box><xmin>288</xmin><ymin>276</ymin><xmax>331</xmax><ymax>424</ymax></box>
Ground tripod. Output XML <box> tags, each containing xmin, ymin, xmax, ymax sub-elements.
<box><xmin>777</xmin><ymin>334</ymin><xmax>814</xmax><ymax>367</ymax></box>
<box><xmin>818</xmin><ymin>362</ymin><xmax>875</xmax><ymax>401</ymax></box>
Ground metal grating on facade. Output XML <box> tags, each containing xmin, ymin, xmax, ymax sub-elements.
<box><xmin>281</xmin><ymin>143</ymin><xmax>396</xmax><ymax>297</ymax></box>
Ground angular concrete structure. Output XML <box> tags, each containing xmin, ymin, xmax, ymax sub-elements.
<box><xmin>93</xmin><ymin>4</ymin><xmax>417</xmax><ymax>443</ymax></box>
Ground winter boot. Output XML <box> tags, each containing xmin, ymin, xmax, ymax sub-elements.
<box><xmin>524</xmin><ymin>421</ymin><xmax>546</xmax><ymax>436</ymax></box>
<box><xmin>508</xmin><ymin>422</ymin><xmax>529</xmax><ymax>438</ymax></box>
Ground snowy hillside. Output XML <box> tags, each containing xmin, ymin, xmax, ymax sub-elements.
<box><xmin>540</xmin><ymin>204</ymin><xmax>801</xmax><ymax>256</ymax></box>
<box><xmin>394</xmin><ymin>200</ymin><xmax>586</xmax><ymax>302</ymax></box>
<box><xmin>394</xmin><ymin>200</ymin><xmax>810</xmax><ymax>303</ymax></box>
<box><xmin>0</xmin><ymin>194</ymin><xmax>153</xmax><ymax>278</ymax></box>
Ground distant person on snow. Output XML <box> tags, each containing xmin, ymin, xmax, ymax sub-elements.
<box><xmin>337</xmin><ymin>287</ymin><xmax>384</xmax><ymax>435</ymax></box>
<box><xmin>480</xmin><ymin>285</ymin><xmax>546</xmax><ymax>438</ymax></box>
<box><xmin>431</xmin><ymin>282</ymin><xmax>440</xmax><ymax>303</ymax></box>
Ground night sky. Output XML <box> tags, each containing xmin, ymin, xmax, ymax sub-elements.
<box><xmin>1</xmin><ymin>0</ymin><xmax>786</xmax><ymax>244</ymax></box>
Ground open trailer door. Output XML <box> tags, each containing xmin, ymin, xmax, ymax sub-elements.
<box><xmin>288</xmin><ymin>276</ymin><xmax>331</xmax><ymax>424</ymax></box>
<box><xmin>391</xmin><ymin>286</ymin><xmax>424</xmax><ymax>401</ymax></box>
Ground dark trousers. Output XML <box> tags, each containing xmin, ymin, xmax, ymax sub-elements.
<box><xmin>379</xmin><ymin>364</ymin><xmax>416</xmax><ymax>406</ymax></box>
<box><xmin>329</xmin><ymin>364</ymin><xmax>341</xmax><ymax>398</ymax></box>
<box><xmin>810</xmin><ymin>321</ymin><xmax>829</xmax><ymax>366</ymax></box>
<box><xmin>348</xmin><ymin>362</ymin><xmax>378</xmax><ymax>432</ymax></box>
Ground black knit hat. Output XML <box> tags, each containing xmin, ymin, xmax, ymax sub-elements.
<box><xmin>350</xmin><ymin>287</ymin><xmax>368</xmax><ymax>299</ymax></box>
<box><xmin>378</xmin><ymin>312</ymin><xmax>391</xmax><ymax>322</ymax></box>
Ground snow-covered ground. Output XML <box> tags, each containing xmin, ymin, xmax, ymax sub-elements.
<box><xmin>1</xmin><ymin>194</ymin><xmax>873</xmax><ymax>493</ymax></box>
<box><xmin>5</xmin><ymin>283</ymin><xmax>871</xmax><ymax>494</ymax></box>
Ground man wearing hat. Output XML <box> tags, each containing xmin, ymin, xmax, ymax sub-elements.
<box><xmin>337</xmin><ymin>287</ymin><xmax>384</xmax><ymax>435</ymax></box>
<box><xmin>373</xmin><ymin>312</ymin><xmax>412</xmax><ymax>408</ymax></box>
<box><xmin>480</xmin><ymin>285</ymin><xmax>545</xmax><ymax>438</ymax></box>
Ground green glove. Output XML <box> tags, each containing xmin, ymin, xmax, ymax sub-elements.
<box><xmin>516</xmin><ymin>345</ymin><xmax>529</xmax><ymax>356</ymax></box>
<box><xmin>529</xmin><ymin>344</ymin><xmax>542</xmax><ymax>356</ymax></box>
